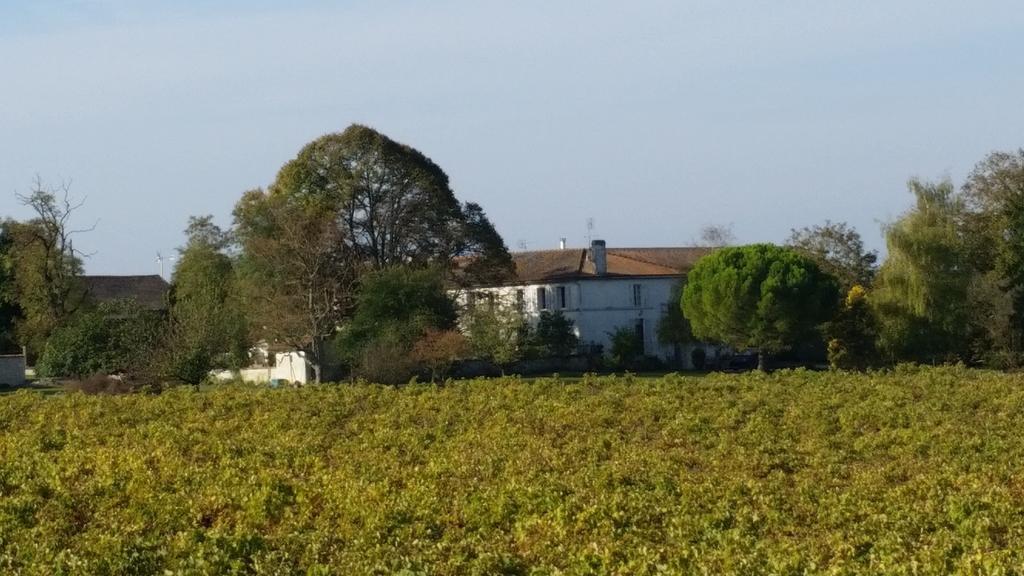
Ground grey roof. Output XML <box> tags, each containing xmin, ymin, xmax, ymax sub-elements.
<box><xmin>81</xmin><ymin>275</ymin><xmax>170</xmax><ymax>310</ymax></box>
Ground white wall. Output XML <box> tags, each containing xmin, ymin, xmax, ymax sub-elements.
<box><xmin>210</xmin><ymin>351</ymin><xmax>312</xmax><ymax>385</ymax></box>
<box><xmin>457</xmin><ymin>276</ymin><xmax>703</xmax><ymax>363</ymax></box>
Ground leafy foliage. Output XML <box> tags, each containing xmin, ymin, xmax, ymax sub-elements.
<box><xmin>410</xmin><ymin>328</ymin><xmax>469</xmax><ymax>382</ymax></box>
<box><xmin>339</xmin><ymin>266</ymin><xmax>457</xmax><ymax>367</ymax></box>
<box><xmin>870</xmin><ymin>179</ymin><xmax>972</xmax><ymax>363</ymax></box>
<box><xmin>682</xmin><ymin>244</ymin><xmax>839</xmax><ymax>368</ymax></box>
<box><xmin>462</xmin><ymin>299</ymin><xmax>527</xmax><ymax>367</ymax></box>
<box><xmin>608</xmin><ymin>325</ymin><xmax>643</xmax><ymax>368</ymax></box>
<box><xmin>162</xmin><ymin>217</ymin><xmax>249</xmax><ymax>384</ymax></box>
<box><xmin>36</xmin><ymin>300</ymin><xmax>162</xmax><ymax>380</ymax></box>
<box><xmin>234</xmin><ymin>189</ymin><xmax>357</xmax><ymax>382</ymax></box>
<box><xmin>960</xmin><ymin>150</ymin><xmax>1024</xmax><ymax>366</ymax></box>
<box><xmin>3</xmin><ymin>368</ymin><xmax>1024</xmax><ymax>572</ymax></box>
<box><xmin>0</xmin><ymin>222</ymin><xmax>22</xmax><ymax>353</ymax></box>
<box><xmin>826</xmin><ymin>285</ymin><xmax>878</xmax><ymax>370</ymax></box>
<box><xmin>6</xmin><ymin>181</ymin><xmax>88</xmax><ymax>358</ymax></box>
<box><xmin>787</xmin><ymin>220</ymin><xmax>878</xmax><ymax>291</ymax></box>
<box><xmin>527</xmin><ymin>310</ymin><xmax>578</xmax><ymax>357</ymax></box>
<box><xmin>657</xmin><ymin>280</ymin><xmax>695</xmax><ymax>347</ymax></box>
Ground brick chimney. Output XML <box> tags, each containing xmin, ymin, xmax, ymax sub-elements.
<box><xmin>590</xmin><ymin>239</ymin><xmax>607</xmax><ymax>275</ymax></box>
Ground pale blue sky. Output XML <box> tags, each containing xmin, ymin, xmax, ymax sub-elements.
<box><xmin>2</xmin><ymin>1</ymin><xmax>1023</xmax><ymax>274</ymax></box>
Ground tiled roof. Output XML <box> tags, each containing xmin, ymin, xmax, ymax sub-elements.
<box><xmin>510</xmin><ymin>247</ymin><xmax>713</xmax><ymax>284</ymax></box>
<box><xmin>81</xmin><ymin>275</ymin><xmax>170</xmax><ymax>310</ymax></box>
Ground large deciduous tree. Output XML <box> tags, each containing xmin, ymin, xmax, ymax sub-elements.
<box><xmin>234</xmin><ymin>190</ymin><xmax>357</xmax><ymax>383</ymax></box>
<box><xmin>8</xmin><ymin>179</ymin><xmax>89</xmax><ymax>357</ymax></box>
<box><xmin>787</xmin><ymin>221</ymin><xmax>878</xmax><ymax>291</ymax></box>
<box><xmin>162</xmin><ymin>216</ymin><xmax>249</xmax><ymax>384</ymax></box>
<box><xmin>271</xmin><ymin>124</ymin><xmax>513</xmax><ymax>283</ymax></box>
<box><xmin>0</xmin><ymin>222</ymin><xmax>23</xmax><ymax>353</ymax></box>
<box><xmin>960</xmin><ymin>150</ymin><xmax>1024</xmax><ymax>366</ymax></box>
<box><xmin>235</xmin><ymin>125</ymin><xmax>513</xmax><ymax>382</ymax></box>
<box><xmin>870</xmin><ymin>179</ymin><xmax>972</xmax><ymax>364</ymax></box>
<box><xmin>681</xmin><ymin>244</ymin><xmax>839</xmax><ymax>370</ymax></box>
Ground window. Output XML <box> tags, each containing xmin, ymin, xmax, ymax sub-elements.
<box><xmin>515</xmin><ymin>289</ymin><xmax>525</xmax><ymax>311</ymax></box>
<box><xmin>632</xmin><ymin>284</ymin><xmax>642</xmax><ymax>307</ymax></box>
<box><xmin>484</xmin><ymin>292</ymin><xmax>496</xmax><ymax>311</ymax></box>
<box><xmin>466</xmin><ymin>292</ymin><xmax>477</xmax><ymax>308</ymax></box>
<box><xmin>537</xmin><ymin>287</ymin><xmax>547</xmax><ymax>310</ymax></box>
<box><xmin>557</xmin><ymin>286</ymin><xmax>567</xmax><ymax>309</ymax></box>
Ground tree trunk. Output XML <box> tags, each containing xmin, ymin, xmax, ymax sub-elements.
<box><xmin>757</xmin><ymin>351</ymin><xmax>767</xmax><ymax>372</ymax></box>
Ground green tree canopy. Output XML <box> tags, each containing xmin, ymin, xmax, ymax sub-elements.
<box><xmin>0</xmin><ymin>222</ymin><xmax>23</xmax><ymax>353</ymax></box>
<box><xmin>960</xmin><ymin>149</ymin><xmax>1024</xmax><ymax>365</ymax></box>
<box><xmin>526</xmin><ymin>311</ymin><xmax>578</xmax><ymax>358</ymax></box>
<box><xmin>681</xmin><ymin>244</ymin><xmax>839</xmax><ymax>370</ymax></box>
<box><xmin>37</xmin><ymin>300</ymin><xmax>161</xmax><ymax>380</ymax></box>
<box><xmin>162</xmin><ymin>216</ymin><xmax>249</xmax><ymax>384</ymax></box>
<box><xmin>234</xmin><ymin>125</ymin><xmax>513</xmax><ymax>380</ymax></box>
<box><xmin>6</xmin><ymin>180</ymin><xmax>88</xmax><ymax>357</ymax></box>
<box><xmin>870</xmin><ymin>179</ymin><xmax>972</xmax><ymax>363</ymax></box>
<box><xmin>338</xmin><ymin>266</ymin><xmax>458</xmax><ymax>366</ymax></box>
<box><xmin>268</xmin><ymin>124</ymin><xmax>514</xmax><ymax>283</ymax></box>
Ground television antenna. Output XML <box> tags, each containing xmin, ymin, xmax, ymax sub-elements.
<box><xmin>586</xmin><ymin>217</ymin><xmax>594</xmax><ymax>244</ymax></box>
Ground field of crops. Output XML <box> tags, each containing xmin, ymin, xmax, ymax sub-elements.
<box><xmin>2</xmin><ymin>367</ymin><xmax>1024</xmax><ymax>574</ymax></box>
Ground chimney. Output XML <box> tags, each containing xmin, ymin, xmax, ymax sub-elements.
<box><xmin>590</xmin><ymin>239</ymin><xmax>607</xmax><ymax>275</ymax></box>
<box><xmin>559</xmin><ymin>237</ymin><xmax>566</xmax><ymax>250</ymax></box>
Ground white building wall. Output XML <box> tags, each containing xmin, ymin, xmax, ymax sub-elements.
<box><xmin>457</xmin><ymin>276</ymin><xmax>694</xmax><ymax>363</ymax></box>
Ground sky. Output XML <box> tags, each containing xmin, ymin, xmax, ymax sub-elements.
<box><xmin>1</xmin><ymin>1</ymin><xmax>1023</xmax><ymax>275</ymax></box>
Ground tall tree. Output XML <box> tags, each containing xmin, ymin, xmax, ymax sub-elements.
<box><xmin>0</xmin><ymin>221</ymin><xmax>23</xmax><ymax>353</ymax></box>
<box><xmin>8</xmin><ymin>179</ymin><xmax>89</xmax><ymax>356</ymax></box>
<box><xmin>682</xmin><ymin>244</ymin><xmax>839</xmax><ymax>370</ymax></box>
<box><xmin>960</xmin><ymin>149</ymin><xmax>1024</xmax><ymax>366</ymax></box>
<box><xmin>870</xmin><ymin>179</ymin><xmax>972</xmax><ymax>363</ymax></box>
<box><xmin>234</xmin><ymin>190</ymin><xmax>357</xmax><ymax>383</ymax></box>
<box><xmin>271</xmin><ymin>124</ymin><xmax>514</xmax><ymax>283</ymax></box>
<box><xmin>787</xmin><ymin>221</ymin><xmax>878</xmax><ymax>291</ymax></box>
<box><xmin>235</xmin><ymin>125</ymin><xmax>513</xmax><ymax>381</ymax></box>
<box><xmin>162</xmin><ymin>216</ymin><xmax>249</xmax><ymax>384</ymax></box>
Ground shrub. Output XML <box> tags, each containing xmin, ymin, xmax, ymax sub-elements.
<box><xmin>608</xmin><ymin>326</ymin><xmax>643</xmax><ymax>369</ymax></box>
<box><xmin>353</xmin><ymin>331</ymin><xmax>419</xmax><ymax>384</ymax></box>
<box><xmin>38</xmin><ymin>300</ymin><xmax>162</xmax><ymax>380</ymax></box>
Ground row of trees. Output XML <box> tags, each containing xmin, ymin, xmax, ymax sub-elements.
<box><xmin>0</xmin><ymin>125</ymin><xmax>575</xmax><ymax>386</ymax></box>
<box><xmin>4</xmin><ymin>132</ymin><xmax>1022</xmax><ymax>383</ymax></box>
<box><xmin>668</xmin><ymin>149</ymin><xmax>1024</xmax><ymax>371</ymax></box>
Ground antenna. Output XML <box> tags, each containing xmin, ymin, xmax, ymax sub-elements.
<box><xmin>516</xmin><ymin>239</ymin><xmax>529</xmax><ymax>251</ymax></box>
<box><xmin>586</xmin><ymin>217</ymin><xmax>594</xmax><ymax>244</ymax></box>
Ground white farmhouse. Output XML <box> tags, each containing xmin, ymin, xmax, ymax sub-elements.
<box><xmin>461</xmin><ymin>240</ymin><xmax>715</xmax><ymax>368</ymax></box>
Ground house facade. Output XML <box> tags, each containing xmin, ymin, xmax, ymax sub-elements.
<box><xmin>460</xmin><ymin>240</ymin><xmax>716</xmax><ymax>368</ymax></box>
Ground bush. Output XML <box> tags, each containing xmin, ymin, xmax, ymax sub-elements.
<box><xmin>38</xmin><ymin>300</ymin><xmax>162</xmax><ymax>380</ymax></box>
<box><xmin>411</xmin><ymin>328</ymin><xmax>469</xmax><ymax>382</ymax></box>
<box><xmin>527</xmin><ymin>311</ymin><xmax>578</xmax><ymax>357</ymax></box>
<box><xmin>608</xmin><ymin>326</ymin><xmax>643</xmax><ymax>369</ymax></box>
<box><xmin>353</xmin><ymin>332</ymin><xmax>419</xmax><ymax>385</ymax></box>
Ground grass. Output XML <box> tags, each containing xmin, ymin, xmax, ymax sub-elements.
<box><xmin>1</xmin><ymin>366</ymin><xmax>1023</xmax><ymax>574</ymax></box>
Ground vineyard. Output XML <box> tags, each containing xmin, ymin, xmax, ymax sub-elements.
<box><xmin>2</xmin><ymin>367</ymin><xmax>1024</xmax><ymax>574</ymax></box>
